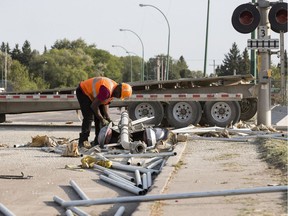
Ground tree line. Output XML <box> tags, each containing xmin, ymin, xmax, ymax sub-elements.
<box><xmin>0</xmin><ymin>38</ymin><xmax>285</xmax><ymax>92</ymax></box>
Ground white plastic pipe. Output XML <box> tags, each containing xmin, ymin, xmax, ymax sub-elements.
<box><xmin>53</xmin><ymin>195</ymin><xmax>90</xmax><ymax>216</ymax></box>
<box><xmin>61</xmin><ymin>186</ymin><xmax>288</xmax><ymax>207</ymax></box>
<box><xmin>0</xmin><ymin>203</ymin><xmax>16</xmax><ymax>216</ymax></box>
<box><xmin>114</xmin><ymin>206</ymin><xmax>125</xmax><ymax>216</ymax></box>
<box><xmin>69</xmin><ymin>180</ymin><xmax>89</xmax><ymax>200</ymax></box>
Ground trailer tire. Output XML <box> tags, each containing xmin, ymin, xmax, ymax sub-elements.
<box><xmin>166</xmin><ymin>101</ymin><xmax>202</xmax><ymax>128</ymax></box>
<box><xmin>0</xmin><ymin>114</ymin><xmax>5</xmax><ymax>123</ymax></box>
<box><xmin>128</xmin><ymin>102</ymin><xmax>164</xmax><ymax>126</ymax></box>
<box><xmin>239</xmin><ymin>98</ymin><xmax>257</xmax><ymax>121</ymax></box>
<box><xmin>203</xmin><ymin>101</ymin><xmax>241</xmax><ymax>127</ymax></box>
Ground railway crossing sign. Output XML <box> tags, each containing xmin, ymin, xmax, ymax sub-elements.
<box><xmin>247</xmin><ymin>39</ymin><xmax>279</xmax><ymax>50</ymax></box>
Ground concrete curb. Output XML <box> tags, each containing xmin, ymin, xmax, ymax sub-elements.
<box><xmin>132</xmin><ymin>141</ymin><xmax>187</xmax><ymax>216</ymax></box>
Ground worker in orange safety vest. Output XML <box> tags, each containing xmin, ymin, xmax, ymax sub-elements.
<box><xmin>76</xmin><ymin>77</ymin><xmax>132</xmax><ymax>148</ymax></box>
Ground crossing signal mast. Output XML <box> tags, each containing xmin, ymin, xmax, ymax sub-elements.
<box><xmin>231</xmin><ymin>1</ymin><xmax>287</xmax><ymax>126</ymax></box>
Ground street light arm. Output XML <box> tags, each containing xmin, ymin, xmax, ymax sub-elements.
<box><xmin>119</xmin><ymin>28</ymin><xmax>145</xmax><ymax>81</ymax></box>
<box><xmin>139</xmin><ymin>3</ymin><xmax>170</xmax><ymax>80</ymax></box>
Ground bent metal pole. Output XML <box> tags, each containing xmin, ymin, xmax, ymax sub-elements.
<box><xmin>61</xmin><ymin>185</ymin><xmax>287</xmax><ymax>207</ymax></box>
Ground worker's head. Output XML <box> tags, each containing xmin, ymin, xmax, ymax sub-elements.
<box><xmin>120</xmin><ymin>83</ymin><xmax>132</xmax><ymax>99</ymax></box>
<box><xmin>113</xmin><ymin>83</ymin><xmax>132</xmax><ymax>100</ymax></box>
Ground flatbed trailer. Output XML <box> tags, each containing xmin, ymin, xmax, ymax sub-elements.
<box><xmin>0</xmin><ymin>75</ymin><xmax>258</xmax><ymax>128</ymax></box>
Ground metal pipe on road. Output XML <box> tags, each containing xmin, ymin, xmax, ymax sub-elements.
<box><xmin>69</xmin><ymin>180</ymin><xmax>89</xmax><ymax>200</ymax></box>
<box><xmin>146</xmin><ymin>158</ymin><xmax>164</xmax><ymax>169</ymax></box>
<box><xmin>0</xmin><ymin>203</ymin><xmax>16</xmax><ymax>216</ymax></box>
<box><xmin>93</xmin><ymin>164</ymin><xmax>135</xmax><ymax>182</ymax></box>
<box><xmin>61</xmin><ymin>186</ymin><xmax>288</xmax><ymax>207</ymax></box>
<box><xmin>114</xmin><ymin>206</ymin><xmax>125</xmax><ymax>216</ymax></box>
<box><xmin>111</xmin><ymin>163</ymin><xmax>159</xmax><ymax>174</ymax></box>
<box><xmin>53</xmin><ymin>195</ymin><xmax>90</xmax><ymax>216</ymax></box>
<box><xmin>104</xmin><ymin>151</ymin><xmax>176</xmax><ymax>158</ymax></box>
<box><xmin>99</xmin><ymin>175</ymin><xmax>144</xmax><ymax>195</ymax></box>
<box><xmin>135</xmin><ymin>170</ymin><xmax>142</xmax><ymax>188</ymax></box>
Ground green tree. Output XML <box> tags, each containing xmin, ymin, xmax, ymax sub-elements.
<box><xmin>11</xmin><ymin>44</ymin><xmax>22</xmax><ymax>62</ymax></box>
<box><xmin>41</xmin><ymin>48</ymin><xmax>94</xmax><ymax>88</ymax></box>
<box><xmin>216</xmin><ymin>42</ymin><xmax>243</xmax><ymax>76</ymax></box>
<box><xmin>8</xmin><ymin>60</ymin><xmax>38</xmax><ymax>91</ymax></box>
<box><xmin>20</xmin><ymin>40</ymin><xmax>33</xmax><ymax>67</ymax></box>
<box><xmin>239</xmin><ymin>48</ymin><xmax>250</xmax><ymax>75</ymax></box>
<box><xmin>176</xmin><ymin>56</ymin><xmax>189</xmax><ymax>78</ymax></box>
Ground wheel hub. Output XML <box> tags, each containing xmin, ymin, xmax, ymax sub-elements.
<box><xmin>173</xmin><ymin>102</ymin><xmax>192</xmax><ymax>120</ymax></box>
<box><xmin>211</xmin><ymin>102</ymin><xmax>232</xmax><ymax>122</ymax></box>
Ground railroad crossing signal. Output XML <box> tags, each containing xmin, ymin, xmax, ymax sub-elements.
<box><xmin>232</xmin><ymin>2</ymin><xmax>287</xmax><ymax>34</ymax></box>
<box><xmin>231</xmin><ymin>1</ymin><xmax>287</xmax><ymax>126</ymax></box>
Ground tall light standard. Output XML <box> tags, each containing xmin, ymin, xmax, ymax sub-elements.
<box><xmin>112</xmin><ymin>45</ymin><xmax>133</xmax><ymax>82</ymax></box>
<box><xmin>119</xmin><ymin>29</ymin><xmax>145</xmax><ymax>81</ymax></box>
<box><xmin>203</xmin><ymin>0</ymin><xmax>210</xmax><ymax>77</ymax></box>
<box><xmin>139</xmin><ymin>4</ymin><xmax>170</xmax><ymax>80</ymax></box>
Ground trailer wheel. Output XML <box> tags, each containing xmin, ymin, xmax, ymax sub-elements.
<box><xmin>166</xmin><ymin>101</ymin><xmax>202</xmax><ymax>128</ymax></box>
<box><xmin>203</xmin><ymin>101</ymin><xmax>241</xmax><ymax>127</ymax></box>
<box><xmin>128</xmin><ymin>102</ymin><xmax>164</xmax><ymax>126</ymax></box>
<box><xmin>239</xmin><ymin>98</ymin><xmax>257</xmax><ymax>121</ymax></box>
<box><xmin>0</xmin><ymin>114</ymin><xmax>5</xmax><ymax>123</ymax></box>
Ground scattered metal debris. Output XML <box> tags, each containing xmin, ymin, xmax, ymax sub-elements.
<box><xmin>0</xmin><ymin>172</ymin><xmax>33</xmax><ymax>180</ymax></box>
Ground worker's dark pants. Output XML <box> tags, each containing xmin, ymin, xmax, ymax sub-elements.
<box><xmin>76</xmin><ymin>86</ymin><xmax>104</xmax><ymax>146</ymax></box>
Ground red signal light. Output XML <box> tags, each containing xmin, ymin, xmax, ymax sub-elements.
<box><xmin>269</xmin><ymin>2</ymin><xmax>287</xmax><ymax>33</ymax></box>
<box><xmin>232</xmin><ymin>3</ymin><xmax>260</xmax><ymax>34</ymax></box>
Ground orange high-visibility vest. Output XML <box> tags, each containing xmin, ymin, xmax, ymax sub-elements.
<box><xmin>80</xmin><ymin>77</ymin><xmax>117</xmax><ymax>104</ymax></box>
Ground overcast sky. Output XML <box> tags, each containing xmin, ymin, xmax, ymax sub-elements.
<box><xmin>0</xmin><ymin>0</ymin><xmax>286</xmax><ymax>75</ymax></box>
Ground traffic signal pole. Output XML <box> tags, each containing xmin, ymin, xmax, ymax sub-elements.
<box><xmin>257</xmin><ymin>0</ymin><xmax>271</xmax><ymax>126</ymax></box>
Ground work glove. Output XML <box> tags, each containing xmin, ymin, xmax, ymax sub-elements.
<box><xmin>101</xmin><ymin>119</ymin><xmax>110</xmax><ymax>126</ymax></box>
<box><xmin>106</xmin><ymin>118</ymin><xmax>115</xmax><ymax>126</ymax></box>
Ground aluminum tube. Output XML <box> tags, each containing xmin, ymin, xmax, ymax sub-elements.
<box><xmin>99</xmin><ymin>175</ymin><xmax>143</xmax><ymax>195</ymax></box>
<box><xmin>112</xmin><ymin>163</ymin><xmax>159</xmax><ymax>174</ymax></box>
<box><xmin>62</xmin><ymin>186</ymin><xmax>288</xmax><ymax>207</ymax></box>
<box><xmin>0</xmin><ymin>203</ymin><xmax>16</xmax><ymax>216</ymax></box>
<box><xmin>53</xmin><ymin>195</ymin><xmax>90</xmax><ymax>216</ymax></box>
<box><xmin>69</xmin><ymin>180</ymin><xmax>89</xmax><ymax>200</ymax></box>
<box><xmin>158</xmin><ymin>157</ymin><xmax>168</xmax><ymax>172</ymax></box>
<box><xmin>120</xmin><ymin>111</ymin><xmax>130</xmax><ymax>149</ymax></box>
<box><xmin>147</xmin><ymin>172</ymin><xmax>152</xmax><ymax>188</ymax></box>
<box><xmin>65</xmin><ymin>209</ymin><xmax>74</xmax><ymax>216</ymax></box>
<box><xmin>135</xmin><ymin>170</ymin><xmax>142</xmax><ymax>188</ymax></box>
<box><xmin>114</xmin><ymin>206</ymin><xmax>125</xmax><ymax>216</ymax></box>
<box><xmin>142</xmin><ymin>173</ymin><xmax>148</xmax><ymax>192</ymax></box>
<box><xmin>146</xmin><ymin>159</ymin><xmax>164</xmax><ymax>170</ymax></box>
<box><xmin>94</xmin><ymin>164</ymin><xmax>135</xmax><ymax>182</ymax></box>
<box><xmin>127</xmin><ymin>157</ymin><xmax>133</xmax><ymax>165</ymax></box>
<box><xmin>137</xmin><ymin>160</ymin><xmax>145</xmax><ymax>166</ymax></box>
<box><xmin>104</xmin><ymin>151</ymin><xmax>177</xmax><ymax>158</ymax></box>
<box><xmin>105</xmin><ymin>172</ymin><xmax>136</xmax><ymax>187</ymax></box>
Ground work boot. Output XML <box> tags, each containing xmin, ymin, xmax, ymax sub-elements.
<box><xmin>90</xmin><ymin>136</ymin><xmax>99</xmax><ymax>147</ymax></box>
<box><xmin>78</xmin><ymin>132</ymin><xmax>89</xmax><ymax>148</ymax></box>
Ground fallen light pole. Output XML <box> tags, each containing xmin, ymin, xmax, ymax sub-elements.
<box><xmin>61</xmin><ymin>186</ymin><xmax>287</xmax><ymax>207</ymax></box>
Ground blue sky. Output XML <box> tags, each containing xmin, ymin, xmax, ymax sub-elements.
<box><xmin>0</xmin><ymin>0</ymin><xmax>286</xmax><ymax>75</ymax></box>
